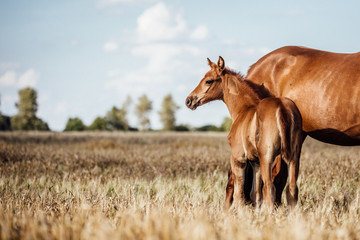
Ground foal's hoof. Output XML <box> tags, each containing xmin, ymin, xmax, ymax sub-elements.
<box><xmin>223</xmin><ymin>202</ymin><xmax>231</xmax><ymax>211</ymax></box>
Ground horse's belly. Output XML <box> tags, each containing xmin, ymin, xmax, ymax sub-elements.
<box><xmin>284</xmin><ymin>88</ymin><xmax>360</xmax><ymax>145</ymax></box>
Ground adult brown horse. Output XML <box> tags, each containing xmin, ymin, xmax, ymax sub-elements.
<box><xmin>247</xmin><ymin>46</ymin><xmax>360</xmax><ymax>145</ymax></box>
<box><xmin>186</xmin><ymin>57</ymin><xmax>303</xmax><ymax>209</ymax></box>
<box><xmin>218</xmin><ymin>46</ymin><xmax>360</xmax><ymax>208</ymax></box>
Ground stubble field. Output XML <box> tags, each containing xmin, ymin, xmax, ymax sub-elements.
<box><xmin>0</xmin><ymin>132</ymin><xmax>360</xmax><ymax>240</ymax></box>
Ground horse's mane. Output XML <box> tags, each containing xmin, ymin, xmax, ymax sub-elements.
<box><xmin>224</xmin><ymin>68</ymin><xmax>273</xmax><ymax>101</ymax></box>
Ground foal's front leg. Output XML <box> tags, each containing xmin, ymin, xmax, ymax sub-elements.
<box><xmin>224</xmin><ymin>168</ymin><xmax>234</xmax><ymax>210</ymax></box>
<box><xmin>230</xmin><ymin>154</ymin><xmax>247</xmax><ymax>204</ymax></box>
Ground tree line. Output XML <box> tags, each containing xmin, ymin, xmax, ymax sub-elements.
<box><xmin>0</xmin><ymin>87</ymin><xmax>232</xmax><ymax>132</ymax></box>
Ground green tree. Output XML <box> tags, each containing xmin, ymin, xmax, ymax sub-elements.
<box><xmin>0</xmin><ymin>115</ymin><xmax>11</xmax><ymax>131</ymax></box>
<box><xmin>89</xmin><ymin>117</ymin><xmax>109</xmax><ymax>131</ymax></box>
<box><xmin>105</xmin><ymin>96</ymin><xmax>132</xmax><ymax>131</ymax></box>
<box><xmin>219</xmin><ymin>117</ymin><xmax>232</xmax><ymax>131</ymax></box>
<box><xmin>174</xmin><ymin>124</ymin><xmax>191</xmax><ymax>132</ymax></box>
<box><xmin>135</xmin><ymin>94</ymin><xmax>152</xmax><ymax>130</ymax></box>
<box><xmin>33</xmin><ymin>118</ymin><xmax>50</xmax><ymax>131</ymax></box>
<box><xmin>106</xmin><ymin>106</ymin><xmax>127</xmax><ymax>130</ymax></box>
<box><xmin>10</xmin><ymin>87</ymin><xmax>50</xmax><ymax>131</ymax></box>
<box><xmin>64</xmin><ymin>117</ymin><xmax>86</xmax><ymax>131</ymax></box>
<box><xmin>196</xmin><ymin>124</ymin><xmax>220</xmax><ymax>132</ymax></box>
<box><xmin>158</xmin><ymin>94</ymin><xmax>179</xmax><ymax>131</ymax></box>
<box><xmin>0</xmin><ymin>94</ymin><xmax>11</xmax><ymax>131</ymax></box>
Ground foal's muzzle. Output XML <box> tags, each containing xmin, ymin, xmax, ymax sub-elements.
<box><xmin>185</xmin><ymin>96</ymin><xmax>200</xmax><ymax>110</ymax></box>
<box><xmin>186</xmin><ymin>97</ymin><xmax>192</xmax><ymax>108</ymax></box>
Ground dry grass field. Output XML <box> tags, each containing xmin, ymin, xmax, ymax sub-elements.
<box><xmin>0</xmin><ymin>132</ymin><xmax>360</xmax><ymax>240</ymax></box>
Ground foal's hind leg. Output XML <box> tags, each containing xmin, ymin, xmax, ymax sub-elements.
<box><xmin>285</xmin><ymin>133</ymin><xmax>302</xmax><ymax>208</ymax></box>
<box><xmin>260</xmin><ymin>156</ymin><xmax>276</xmax><ymax>211</ymax></box>
<box><xmin>272</xmin><ymin>155</ymin><xmax>288</xmax><ymax>206</ymax></box>
<box><xmin>286</xmin><ymin>158</ymin><xmax>299</xmax><ymax>208</ymax></box>
<box><xmin>250</xmin><ymin>161</ymin><xmax>262</xmax><ymax>208</ymax></box>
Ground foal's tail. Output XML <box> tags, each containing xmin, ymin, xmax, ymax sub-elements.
<box><xmin>276</xmin><ymin>102</ymin><xmax>296</xmax><ymax>162</ymax></box>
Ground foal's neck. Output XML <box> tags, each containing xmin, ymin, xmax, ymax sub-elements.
<box><xmin>222</xmin><ymin>71</ymin><xmax>269</xmax><ymax>121</ymax></box>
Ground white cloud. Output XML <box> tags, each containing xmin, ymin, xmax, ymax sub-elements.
<box><xmin>104</xmin><ymin>2</ymin><xmax>209</xmax><ymax>47</ymax></box>
<box><xmin>0</xmin><ymin>71</ymin><xmax>17</xmax><ymax>86</ymax></box>
<box><xmin>103</xmin><ymin>3</ymin><xmax>209</xmax><ymax>101</ymax></box>
<box><xmin>190</xmin><ymin>25</ymin><xmax>208</xmax><ymax>41</ymax></box>
<box><xmin>18</xmin><ymin>69</ymin><xmax>39</xmax><ymax>88</ymax></box>
<box><xmin>136</xmin><ymin>2</ymin><xmax>187</xmax><ymax>42</ymax></box>
<box><xmin>0</xmin><ymin>68</ymin><xmax>38</xmax><ymax>88</ymax></box>
<box><xmin>132</xmin><ymin>43</ymin><xmax>183</xmax><ymax>73</ymax></box>
<box><xmin>102</xmin><ymin>2</ymin><xmax>214</xmax><ymax>130</ymax></box>
<box><xmin>103</xmin><ymin>41</ymin><xmax>119</xmax><ymax>52</ymax></box>
<box><xmin>132</xmin><ymin>43</ymin><xmax>203</xmax><ymax>74</ymax></box>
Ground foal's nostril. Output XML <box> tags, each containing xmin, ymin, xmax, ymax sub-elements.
<box><xmin>186</xmin><ymin>98</ymin><xmax>192</xmax><ymax>107</ymax></box>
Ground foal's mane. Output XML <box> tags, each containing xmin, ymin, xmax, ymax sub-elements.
<box><xmin>224</xmin><ymin>68</ymin><xmax>272</xmax><ymax>101</ymax></box>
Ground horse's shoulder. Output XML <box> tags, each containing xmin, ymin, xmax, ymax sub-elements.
<box><xmin>227</xmin><ymin>118</ymin><xmax>243</xmax><ymax>146</ymax></box>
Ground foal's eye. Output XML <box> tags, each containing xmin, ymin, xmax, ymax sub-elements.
<box><xmin>205</xmin><ymin>80</ymin><xmax>214</xmax><ymax>85</ymax></box>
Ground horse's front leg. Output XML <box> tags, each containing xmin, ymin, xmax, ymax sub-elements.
<box><xmin>230</xmin><ymin>154</ymin><xmax>247</xmax><ymax>204</ymax></box>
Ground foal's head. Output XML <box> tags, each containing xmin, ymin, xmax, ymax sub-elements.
<box><xmin>186</xmin><ymin>57</ymin><xmax>226</xmax><ymax>110</ymax></box>
<box><xmin>186</xmin><ymin>57</ymin><xmax>271</xmax><ymax>111</ymax></box>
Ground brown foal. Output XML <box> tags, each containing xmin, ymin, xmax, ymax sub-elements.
<box><xmin>186</xmin><ymin>57</ymin><xmax>303</xmax><ymax>210</ymax></box>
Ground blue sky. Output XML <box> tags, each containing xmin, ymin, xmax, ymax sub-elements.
<box><xmin>1</xmin><ymin>0</ymin><xmax>360</xmax><ymax>131</ymax></box>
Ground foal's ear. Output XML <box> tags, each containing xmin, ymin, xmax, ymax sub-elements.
<box><xmin>217</xmin><ymin>56</ymin><xmax>225</xmax><ymax>75</ymax></box>
<box><xmin>217</xmin><ymin>56</ymin><xmax>225</xmax><ymax>70</ymax></box>
<box><xmin>227</xmin><ymin>77</ymin><xmax>239</xmax><ymax>95</ymax></box>
<box><xmin>207</xmin><ymin>58</ymin><xmax>216</xmax><ymax>69</ymax></box>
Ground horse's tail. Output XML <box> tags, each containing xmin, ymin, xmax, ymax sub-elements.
<box><xmin>276</xmin><ymin>103</ymin><xmax>292</xmax><ymax>162</ymax></box>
